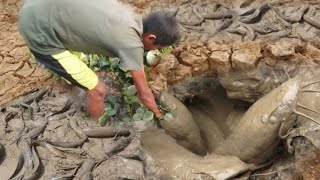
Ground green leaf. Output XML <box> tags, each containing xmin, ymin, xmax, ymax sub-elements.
<box><xmin>136</xmin><ymin>107</ymin><xmax>145</xmax><ymax>114</ymax></box>
<box><xmin>107</xmin><ymin>96</ymin><xmax>119</xmax><ymax>107</ymax></box>
<box><xmin>130</xmin><ymin>96</ymin><xmax>139</xmax><ymax>103</ymax></box>
<box><xmin>90</xmin><ymin>59</ymin><xmax>98</xmax><ymax>67</ymax></box>
<box><xmin>165</xmin><ymin>112</ymin><xmax>174</xmax><ymax>119</ymax></box>
<box><xmin>98</xmin><ymin>113</ymin><xmax>109</xmax><ymax>126</ymax></box>
<box><xmin>126</xmin><ymin>85</ymin><xmax>137</xmax><ymax>96</ymax></box>
<box><xmin>122</xmin><ymin>115</ymin><xmax>131</xmax><ymax>122</ymax></box>
<box><xmin>110</xmin><ymin>57</ymin><xmax>120</xmax><ymax>68</ymax></box>
<box><xmin>124</xmin><ymin>96</ymin><xmax>130</xmax><ymax>103</ymax></box>
<box><xmin>125</xmin><ymin>72</ymin><xmax>132</xmax><ymax>78</ymax></box>
<box><xmin>126</xmin><ymin>104</ymin><xmax>131</xmax><ymax>112</ymax></box>
<box><xmin>123</xmin><ymin>82</ymin><xmax>131</xmax><ymax>89</ymax></box>
<box><xmin>105</xmin><ymin>104</ymin><xmax>112</xmax><ymax>109</ymax></box>
<box><xmin>93</xmin><ymin>67</ymin><xmax>100</xmax><ymax>72</ymax></box>
<box><xmin>100</xmin><ymin>59</ymin><xmax>110</xmax><ymax>67</ymax></box>
<box><xmin>106</xmin><ymin>108</ymin><xmax>117</xmax><ymax>116</ymax></box>
<box><xmin>158</xmin><ymin>46</ymin><xmax>173</xmax><ymax>56</ymax></box>
<box><xmin>142</xmin><ymin>111</ymin><xmax>154</xmax><ymax>121</ymax></box>
<box><xmin>100</xmin><ymin>55</ymin><xmax>109</xmax><ymax>62</ymax></box>
<box><xmin>133</xmin><ymin>112</ymin><xmax>143</xmax><ymax>121</ymax></box>
<box><xmin>105</xmin><ymin>105</ymin><xmax>117</xmax><ymax>116</ymax></box>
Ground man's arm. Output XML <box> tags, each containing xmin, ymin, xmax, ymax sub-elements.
<box><xmin>130</xmin><ymin>68</ymin><xmax>162</xmax><ymax>118</ymax></box>
<box><xmin>86</xmin><ymin>79</ymin><xmax>107</xmax><ymax>120</ymax></box>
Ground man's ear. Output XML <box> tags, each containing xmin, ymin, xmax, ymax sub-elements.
<box><xmin>147</xmin><ymin>34</ymin><xmax>157</xmax><ymax>43</ymax></box>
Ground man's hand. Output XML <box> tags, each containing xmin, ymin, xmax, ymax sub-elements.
<box><xmin>130</xmin><ymin>68</ymin><xmax>163</xmax><ymax>118</ymax></box>
<box><xmin>154</xmin><ymin>111</ymin><xmax>163</xmax><ymax>119</ymax></box>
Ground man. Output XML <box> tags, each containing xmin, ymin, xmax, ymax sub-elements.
<box><xmin>18</xmin><ymin>0</ymin><xmax>180</xmax><ymax>121</ymax></box>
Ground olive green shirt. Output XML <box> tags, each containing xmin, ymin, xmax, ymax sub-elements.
<box><xmin>19</xmin><ymin>0</ymin><xmax>144</xmax><ymax>70</ymax></box>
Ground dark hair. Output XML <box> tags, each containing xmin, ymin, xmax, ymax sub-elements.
<box><xmin>143</xmin><ymin>11</ymin><xmax>180</xmax><ymax>46</ymax></box>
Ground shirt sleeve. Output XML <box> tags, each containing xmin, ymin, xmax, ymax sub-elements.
<box><xmin>118</xmin><ymin>47</ymin><xmax>144</xmax><ymax>71</ymax></box>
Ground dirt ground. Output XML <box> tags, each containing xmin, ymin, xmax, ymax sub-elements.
<box><xmin>0</xmin><ymin>0</ymin><xmax>53</xmax><ymax>105</ymax></box>
<box><xmin>1</xmin><ymin>0</ymin><xmax>320</xmax><ymax>179</ymax></box>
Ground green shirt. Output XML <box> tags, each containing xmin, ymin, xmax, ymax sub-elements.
<box><xmin>19</xmin><ymin>0</ymin><xmax>144</xmax><ymax>70</ymax></box>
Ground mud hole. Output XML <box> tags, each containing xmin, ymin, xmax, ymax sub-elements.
<box><xmin>142</xmin><ymin>72</ymin><xmax>320</xmax><ymax>179</ymax></box>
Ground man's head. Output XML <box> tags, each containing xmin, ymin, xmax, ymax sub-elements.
<box><xmin>142</xmin><ymin>11</ymin><xmax>180</xmax><ymax>50</ymax></box>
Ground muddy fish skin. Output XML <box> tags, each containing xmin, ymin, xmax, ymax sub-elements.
<box><xmin>214</xmin><ymin>76</ymin><xmax>301</xmax><ymax>163</ymax></box>
<box><xmin>74</xmin><ymin>158</ymin><xmax>96</xmax><ymax>179</ymax></box>
<box><xmin>9</xmin><ymin>152</ymin><xmax>25</xmax><ymax>180</ymax></box>
<box><xmin>10</xmin><ymin>89</ymin><xmax>48</xmax><ymax>108</ymax></box>
<box><xmin>24</xmin><ymin>145</ymin><xmax>41</xmax><ymax>180</ymax></box>
<box><xmin>46</xmin><ymin>138</ymin><xmax>86</xmax><ymax>148</ymax></box>
<box><xmin>46</xmin><ymin>174</ymin><xmax>75</xmax><ymax>180</ymax></box>
<box><xmin>19</xmin><ymin>140</ymin><xmax>34</xmax><ymax>171</ymax></box>
<box><xmin>159</xmin><ymin>91</ymin><xmax>207</xmax><ymax>156</ymax></box>
<box><xmin>9</xmin><ymin>175</ymin><xmax>24</xmax><ymax>180</ymax></box>
<box><xmin>0</xmin><ymin>143</ymin><xmax>4</xmax><ymax>164</ymax></box>
<box><xmin>22</xmin><ymin>119</ymin><xmax>48</xmax><ymax>139</ymax></box>
<box><xmin>45</xmin><ymin>162</ymin><xmax>82</xmax><ymax>180</ymax></box>
<box><xmin>80</xmin><ymin>172</ymin><xmax>93</xmax><ymax>180</ymax></box>
<box><xmin>46</xmin><ymin>176</ymin><xmax>73</xmax><ymax>180</ymax></box>
<box><xmin>34</xmin><ymin>140</ymin><xmax>66</xmax><ymax>158</ymax></box>
<box><xmin>82</xmin><ymin>126</ymin><xmax>130</xmax><ymax>138</ymax></box>
<box><xmin>68</xmin><ymin>116</ymin><xmax>87</xmax><ymax>140</ymax></box>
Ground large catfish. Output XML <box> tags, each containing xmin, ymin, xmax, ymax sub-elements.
<box><xmin>214</xmin><ymin>75</ymin><xmax>301</xmax><ymax>163</ymax></box>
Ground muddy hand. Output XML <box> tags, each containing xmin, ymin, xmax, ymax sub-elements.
<box><xmin>155</xmin><ymin>111</ymin><xmax>164</xmax><ymax>120</ymax></box>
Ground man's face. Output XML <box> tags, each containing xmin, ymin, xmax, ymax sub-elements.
<box><xmin>142</xmin><ymin>33</ymin><xmax>164</xmax><ymax>50</ymax></box>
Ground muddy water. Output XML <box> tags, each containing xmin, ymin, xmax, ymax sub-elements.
<box><xmin>142</xmin><ymin>128</ymin><xmax>250</xmax><ymax>179</ymax></box>
<box><xmin>141</xmin><ymin>75</ymin><xmax>305</xmax><ymax>178</ymax></box>
<box><xmin>188</xmin><ymin>86</ymin><xmax>246</xmax><ymax>152</ymax></box>
<box><xmin>141</xmin><ymin>86</ymin><xmax>249</xmax><ymax>179</ymax></box>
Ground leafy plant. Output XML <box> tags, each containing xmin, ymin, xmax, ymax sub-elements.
<box><xmin>69</xmin><ymin>51</ymin><xmax>173</xmax><ymax>125</ymax></box>
<box><xmin>132</xmin><ymin>107</ymin><xmax>154</xmax><ymax>121</ymax></box>
<box><xmin>158</xmin><ymin>46</ymin><xmax>174</xmax><ymax>56</ymax></box>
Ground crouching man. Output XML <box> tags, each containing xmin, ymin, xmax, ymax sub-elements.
<box><xmin>18</xmin><ymin>0</ymin><xmax>180</xmax><ymax>121</ymax></box>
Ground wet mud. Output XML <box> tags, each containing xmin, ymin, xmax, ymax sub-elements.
<box><xmin>1</xmin><ymin>70</ymin><xmax>320</xmax><ymax>180</ymax></box>
<box><xmin>142</xmin><ymin>128</ymin><xmax>251</xmax><ymax>179</ymax></box>
<box><xmin>0</xmin><ymin>88</ymin><xmax>144</xmax><ymax>180</ymax></box>
<box><xmin>142</xmin><ymin>70</ymin><xmax>320</xmax><ymax>179</ymax></box>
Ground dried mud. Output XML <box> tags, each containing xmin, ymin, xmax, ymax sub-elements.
<box><xmin>0</xmin><ymin>0</ymin><xmax>53</xmax><ymax>105</ymax></box>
